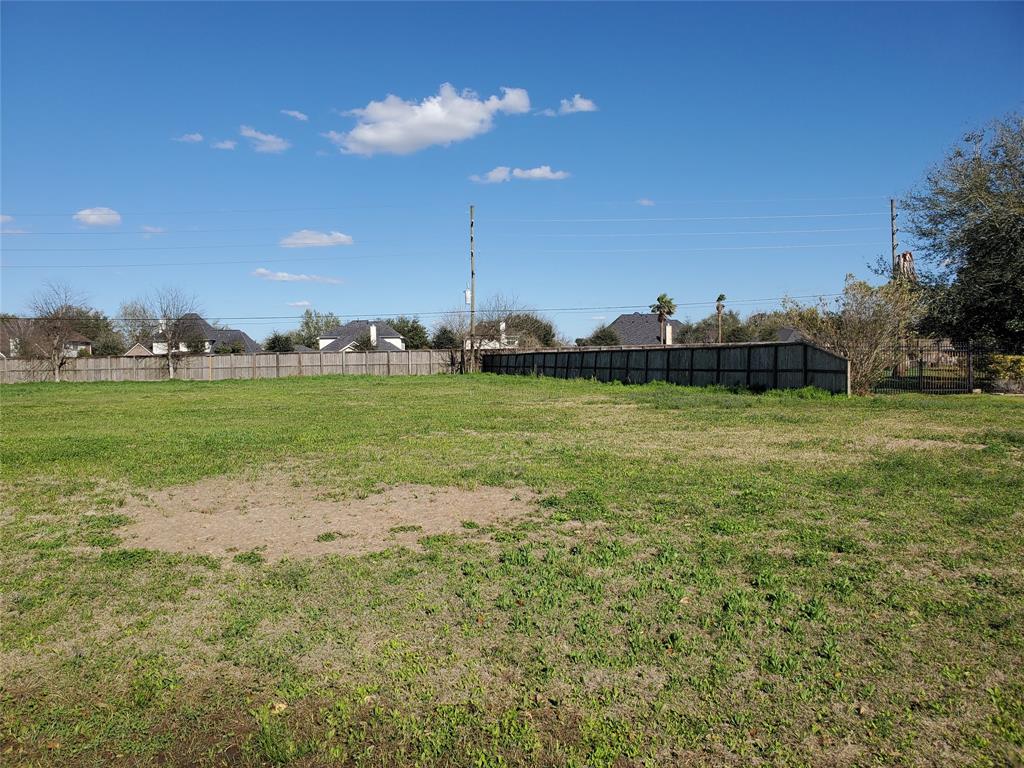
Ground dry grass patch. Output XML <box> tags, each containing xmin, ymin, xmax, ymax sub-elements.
<box><xmin>119</xmin><ymin>475</ymin><xmax>537</xmax><ymax>560</ymax></box>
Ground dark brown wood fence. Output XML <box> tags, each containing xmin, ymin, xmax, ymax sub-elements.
<box><xmin>481</xmin><ymin>342</ymin><xmax>850</xmax><ymax>394</ymax></box>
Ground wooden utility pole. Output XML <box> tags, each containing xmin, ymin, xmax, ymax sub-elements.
<box><xmin>890</xmin><ymin>198</ymin><xmax>899</xmax><ymax>279</ymax></box>
<box><xmin>469</xmin><ymin>204</ymin><xmax>476</xmax><ymax>367</ymax></box>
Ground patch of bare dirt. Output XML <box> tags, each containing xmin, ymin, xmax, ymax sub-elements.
<box><xmin>874</xmin><ymin>437</ymin><xmax>987</xmax><ymax>451</ymax></box>
<box><xmin>119</xmin><ymin>477</ymin><xmax>536</xmax><ymax>560</ymax></box>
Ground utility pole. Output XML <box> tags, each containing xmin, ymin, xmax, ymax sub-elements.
<box><xmin>890</xmin><ymin>198</ymin><xmax>899</xmax><ymax>279</ymax></box>
<box><xmin>469</xmin><ymin>204</ymin><xmax>476</xmax><ymax>367</ymax></box>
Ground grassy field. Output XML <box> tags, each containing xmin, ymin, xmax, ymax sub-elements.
<box><xmin>1</xmin><ymin>374</ymin><xmax>1023</xmax><ymax>767</ymax></box>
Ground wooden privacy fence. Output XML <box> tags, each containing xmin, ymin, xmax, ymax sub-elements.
<box><xmin>481</xmin><ymin>342</ymin><xmax>850</xmax><ymax>394</ymax></box>
<box><xmin>0</xmin><ymin>349</ymin><xmax>463</xmax><ymax>384</ymax></box>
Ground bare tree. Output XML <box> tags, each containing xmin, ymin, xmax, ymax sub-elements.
<box><xmin>24</xmin><ymin>283</ymin><xmax>87</xmax><ymax>382</ymax></box>
<box><xmin>120</xmin><ymin>288</ymin><xmax>200</xmax><ymax>379</ymax></box>
<box><xmin>783</xmin><ymin>275</ymin><xmax>923</xmax><ymax>395</ymax></box>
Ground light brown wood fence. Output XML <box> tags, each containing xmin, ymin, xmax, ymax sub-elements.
<box><xmin>0</xmin><ymin>349</ymin><xmax>463</xmax><ymax>384</ymax></box>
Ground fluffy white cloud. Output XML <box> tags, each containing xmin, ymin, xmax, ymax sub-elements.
<box><xmin>469</xmin><ymin>166</ymin><xmax>512</xmax><ymax>184</ymax></box>
<box><xmin>240</xmin><ymin>125</ymin><xmax>291</xmax><ymax>153</ymax></box>
<box><xmin>558</xmin><ymin>94</ymin><xmax>598</xmax><ymax>114</ymax></box>
<box><xmin>287</xmin><ymin>300</ymin><xmax>312</xmax><ymax>307</ymax></box>
<box><xmin>73</xmin><ymin>207</ymin><xmax>121</xmax><ymax>226</ymax></box>
<box><xmin>636</xmin><ymin>198</ymin><xmax>656</xmax><ymax>207</ymax></box>
<box><xmin>512</xmin><ymin>165</ymin><xmax>570</xmax><ymax>180</ymax></box>
<box><xmin>212</xmin><ymin>139</ymin><xmax>237</xmax><ymax>150</ymax></box>
<box><xmin>172</xmin><ymin>132</ymin><xmax>204</xmax><ymax>143</ymax></box>
<box><xmin>252</xmin><ymin>268</ymin><xmax>342</xmax><ymax>284</ymax></box>
<box><xmin>472</xmin><ymin>165</ymin><xmax>569</xmax><ymax>183</ymax></box>
<box><xmin>281</xmin><ymin>109</ymin><xmax>309</xmax><ymax>122</ymax></box>
<box><xmin>327</xmin><ymin>83</ymin><xmax>530</xmax><ymax>156</ymax></box>
<box><xmin>279</xmin><ymin>229</ymin><xmax>354</xmax><ymax>248</ymax></box>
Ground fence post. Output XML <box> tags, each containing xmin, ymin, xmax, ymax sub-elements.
<box><xmin>319</xmin><ymin>352</ymin><xmax>324</xmax><ymax>376</ymax></box>
<box><xmin>252</xmin><ymin>354</ymin><xmax>256</xmax><ymax>379</ymax></box>
<box><xmin>918</xmin><ymin>348</ymin><xmax>925</xmax><ymax>393</ymax></box>
<box><xmin>230</xmin><ymin>354</ymin><xmax>235</xmax><ymax>380</ymax></box>
<box><xmin>275</xmin><ymin>353</ymin><xmax>280</xmax><ymax>379</ymax></box>
<box><xmin>802</xmin><ymin>344</ymin><xmax>808</xmax><ymax>388</ymax></box>
<box><xmin>967</xmin><ymin>340</ymin><xmax>974</xmax><ymax>392</ymax></box>
<box><xmin>208</xmin><ymin>354</ymin><xmax>213</xmax><ymax>382</ymax></box>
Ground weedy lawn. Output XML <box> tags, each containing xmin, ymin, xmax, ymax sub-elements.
<box><xmin>1</xmin><ymin>374</ymin><xmax>1022</xmax><ymax>766</ymax></box>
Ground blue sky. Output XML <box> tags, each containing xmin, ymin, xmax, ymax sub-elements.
<box><xmin>2</xmin><ymin>1</ymin><xmax>1021</xmax><ymax>342</ymax></box>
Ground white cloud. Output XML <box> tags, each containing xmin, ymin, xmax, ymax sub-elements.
<box><xmin>327</xmin><ymin>83</ymin><xmax>530</xmax><ymax>156</ymax></box>
<box><xmin>172</xmin><ymin>132</ymin><xmax>204</xmax><ymax>143</ymax></box>
<box><xmin>212</xmin><ymin>139</ymin><xmax>237</xmax><ymax>150</ymax></box>
<box><xmin>637</xmin><ymin>198</ymin><xmax>656</xmax><ymax>207</ymax></box>
<box><xmin>141</xmin><ymin>225</ymin><xmax>165</xmax><ymax>233</ymax></box>
<box><xmin>471</xmin><ymin>165</ymin><xmax>570</xmax><ymax>183</ymax></box>
<box><xmin>0</xmin><ymin>215</ymin><xmax>13</xmax><ymax>224</ymax></box>
<box><xmin>287</xmin><ymin>300</ymin><xmax>312</xmax><ymax>307</ymax></box>
<box><xmin>73</xmin><ymin>207</ymin><xmax>121</xmax><ymax>226</ymax></box>
<box><xmin>281</xmin><ymin>109</ymin><xmax>309</xmax><ymax>122</ymax></box>
<box><xmin>470</xmin><ymin>166</ymin><xmax>512</xmax><ymax>184</ymax></box>
<box><xmin>279</xmin><ymin>229</ymin><xmax>354</xmax><ymax>248</ymax></box>
<box><xmin>240</xmin><ymin>125</ymin><xmax>291</xmax><ymax>154</ymax></box>
<box><xmin>512</xmin><ymin>165</ymin><xmax>570</xmax><ymax>180</ymax></box>
<box><xmin>252</xmin><ymin>268</ymin><xmax>342</xmax><ymax>284</ymax></box>
<box><xmin>558</xmin><ymin>94</ymin><xmax>598</xmax><ymax>114</ymax></box>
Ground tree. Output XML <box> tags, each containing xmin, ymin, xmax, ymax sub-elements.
<box><xmin>352</xmin><ymin>332</ymin><xmax>375</xmax><ymax>352</ymax></box>
<box><xmin>649</xmin><ymin>293</ymin><xmax>677</xmax><ymax>344</ymax></box>
<box><xmin>576</xmin><ymin>324</ymin><xmax>621</xmax><ymax>347</ymax></box>
<box><xmin>264</xmin><ymin>331</ymin><xmax>294</xmax><ymax>353</ymax></box>
<box><xmin>120</xmin><ymin>288</ymin><xmax>200</xmax><ymax>379</ymax></box>
<box><xmin>431</xmin><ymin>326</ymin><xmax>459</xmax><ymax>349</ymax></box>
<box><xmin>388</xmin><ymin>316</ymin><xmax>430</xmax><ymax>349</ymax></box>
<box><xmin>290</xmin><ymin>309</ymin><xmax>341</xmax><ymax>349</ymax></box>
<box><xmin>783</xmin><ymin>275</ymin><xmax>923</xmax><ymax>394</ymax></box>
<box><xmin>23</xmin><ymin>283</ymin><xmax>87</xmax><ymax>382</ymax></box>
<box><xmin>904</xmin><ymin>113</ymin><xmax>1024</xmax><ymax>351</ymax></box>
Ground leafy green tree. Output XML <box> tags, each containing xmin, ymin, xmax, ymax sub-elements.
<box><xmin>290</xmin><ymin>309</ymin><xmax>341</xmax><ymax>349</ymax></box>
<box><xmin>575</xmin><ymin>324</ymin><xmax>621</xmax><ymax>347</ymax></box>
<box><xmin>387</xmin><ymin>316</ymin><xmax>430</xmax><ymax>349</ymax></box>
<box><xmin>905</xmin><ymin>113</ymin><xmax>1024</xmax><ymax>351</ymax></box>
<box><xmin>431</xmin><ymin>326</ymin><xmax>459</xmax><ymax>349</ymax></box>
<box><xmin>263</xmin><ymin>331</ymin><xmax>294</xmax><ymax>353</ymax></box>
<box><xmin>649</xmin><ymin>293</ymin><xmax>677</xmax><ymax>344</ymax></box>
<box><xmin>352</xmin><ymin>332</ymin><xmax>375</xmax><ymax>352</ymax></box>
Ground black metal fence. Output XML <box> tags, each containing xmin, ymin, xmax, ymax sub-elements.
<box><xmin>872</xmin><ymin>340</ymin><xmax>975</xmax><ymax>394</ymax></box>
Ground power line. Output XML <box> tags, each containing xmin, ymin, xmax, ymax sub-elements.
<box><xmin>3</xmin><ymin>294</ymin><xmax>844</xmax><ymax>323</ymax></box>
<box><xmin>489</xmin><ymin>226</ymin><xmax>886</xmax><ymax>238</ymax></box>
<box><xmin>487</xmin><ymin>212</ymin><xmax>885</xmax><ymax>223</ymax></box>
<box><xmin>0</xmin><ymin>255</ymin><xmax>382</xmax><ymax>269</ymax></box>
<box><xmin>1</xmin><ymin>203</ymin><xmax>408</xmax><ymax>217</ymax></box>
<box><xmin>530</xmin><ymin>243</ymin><xmax>878</xmax><ymax>254</ymax></box>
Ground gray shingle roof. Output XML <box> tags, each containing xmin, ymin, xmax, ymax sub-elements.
<box><xmin>153</xmin><ymin>313</ymin><xmax>262</xmax><ymax>353</ymax></box>
<box><xmin>319</xmin><ymin>320</ymin><xmax>404</xmax><ymax>352</ymax></box>
<box><xmin>606</xmin><ymin>313</ymin><xmax>685</xmax><ymax>345</ymax></box>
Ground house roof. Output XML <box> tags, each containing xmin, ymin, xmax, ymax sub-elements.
<box><xmin>153</xmin><ymin>313</ymin><xmax>262</xmax><ymax>353</ymax></box>
<box><xmin>124</xmin><ymin>342</ymin><xmax>154</xmax><ymax>356</ymax></box>
<box><xmin>775</xmin><ymin>326</ymin><xmax>805</xmax><ymax>343</ymax></box>
<box><xmin>319</xmin><ymin>320</ymin><xmax>403</xmax><ymax>352</ymax></box>
<box><xmin>606</xmin><ymin>313</ymin><xmax>685</xmax><ymax>345</ymax></box>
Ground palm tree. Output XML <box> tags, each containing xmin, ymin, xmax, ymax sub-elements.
<box><xmin>715</xmin><ymin>294</ymin><xmax>726</xmax><ymax>343</ymax></box>
<box><xmin>650</xmin><ymin>293</ymin><xmax>677</xmax><ymax>345</ymax></box>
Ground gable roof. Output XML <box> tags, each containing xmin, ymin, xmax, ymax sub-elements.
<box><xmin>606</xmin><ymin>313</ymin><xmax>685</xmax><ymax>345</ymax></box>
<box><xmin>319</xmin><ymin>320</ymin><xmax>404</xmax><ymax>352</ymax></box>
<box><xmin>153</xmin><ymin>313</ymin><xmax>262</xmax><ymax>353</ymax></box>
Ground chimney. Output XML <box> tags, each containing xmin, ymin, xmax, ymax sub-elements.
<box><xmin>664</xmin><ymin>324</ymin><xmax>673</xmax><ymax>345</ymax></box>
<box><xmin>369</xmin><ymin>323</ymin><xmax>377</xmax><ymax>348</ymax></box>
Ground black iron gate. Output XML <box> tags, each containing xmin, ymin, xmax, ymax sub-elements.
<box><xmin>873</xmin><ymin>340</ymin><xmax>974</xmax><ymax>394</ymax></box>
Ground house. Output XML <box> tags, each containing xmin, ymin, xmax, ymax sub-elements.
<box><xmin>151</xmin><ymin>313</ymin><xmax>262</xmax><ymax>354</ymax></box>
<box><xmin>124</xmin><ymin>342</ymin><xmax>154</xmax><ymax>357</ymax></box>
<box><xmin>775</xmin><ymin>326</ymin><xmax>805</xmax><ymax>343</ymax></box>
<box><xmin>318</xmin><ymin>320</ymin><xmax>405</xmax><ymax>352</ymax></box>
<box><xmin>604</xmin><ymin>313</ymin><xmax>686</xmax><ymax>345</ymax></box>
<box><xmin>465</xmin><ymin>320</ymin><xmax>520</xmax><ymax>350</ymax></box>
<box><xmin>0</xmin><ymin>318</ymin><xmax>93</xmax><ymax>357</ymax></box>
